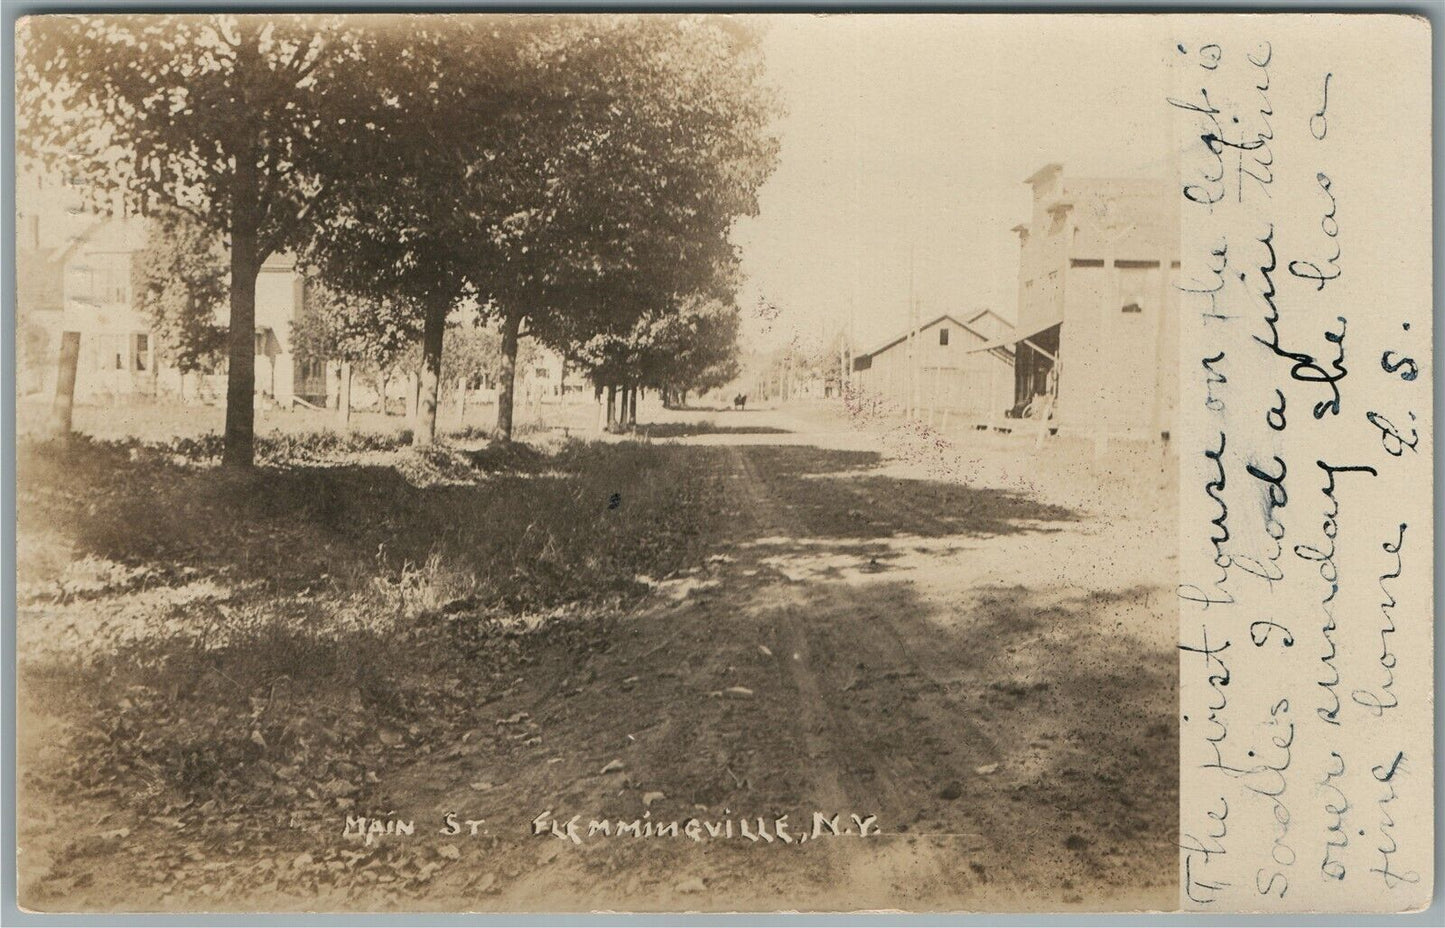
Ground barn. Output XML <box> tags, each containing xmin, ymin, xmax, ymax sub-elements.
<box><xmin>851</xmin><ymin>310</ymin><xmax>1016</xmax><ymax>425</ymax></box>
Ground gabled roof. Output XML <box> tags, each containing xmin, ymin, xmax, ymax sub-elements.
<box><xmin>52</xmin><ymin>219</ymin><xmax>110</xmax><ymax>265</ymax></box>
<box><xmin>52</xmin><ymin>218</ymin><xmax>154</xmax><ymax>276</ymax></box>
<box><xmin>857</xmin><ymin>313</ymin><xmax>1006</xmax><ymax>360</ymax></box>
<box><xmin>965</xmin><ymin>308</ymin><xmax>1014</xmax><ymax>330</ymax></box>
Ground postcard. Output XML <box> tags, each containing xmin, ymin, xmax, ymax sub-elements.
<box><xmin>10</xmin><ymin>11</ymin><xmax>1433</xmax><ymax>914</ymax></box>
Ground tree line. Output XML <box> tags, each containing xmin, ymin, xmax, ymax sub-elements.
<box><xmin>19</xmin><ymin>13</ymin><xmax>779</xmax><ymax>465</ymax></box>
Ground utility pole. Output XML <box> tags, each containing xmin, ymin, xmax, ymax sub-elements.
<box><xmin>911</xmin><ymin>293</ymin><xmax>922</xmax><ymax>421</ymax></box>
<box><xmin>905</xmin><ymin>243</ymin><xmax>916</xmax><ymax>419</ymax></box>
<box><xmin>847</xmin><ymin>309</ymin><xmax>855</xmax><ymax>394</ymax></box>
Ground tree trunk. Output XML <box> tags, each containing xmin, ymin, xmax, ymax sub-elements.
<box><xmin>337</xmin><ymin>361</ymin><xmax>352</xmax><ymax>430</ymax></box>
<box><xmin>222</xmin><ymin>32</ymin><xmax>262</xmax><ymax>468</ymax></box>
<box><xmin>457</xmin><ymin>376</ymin><xmax>467</xmax><ymax>425</ymax></box>
<box><xmin>378</xmin><ymin>373</ymin><xmax>390</xmax><ymax>415</ymax></box>
<box><xmin>414</xmin><ymin>299</ymin><xmax>447</xmax><ymax>446</ymax></box>
<box><xmin>627</xmin><ymin>385</ymin><xmax>638</xmax><ymax>428</ymax></box>
<box><xmin>606</xmin><ymin>384</ymin><xmax>617</xmax><ymax>430</ymax></box>
<box><xmin>49</xmin><ymin>331</ymin><xmax>80</xmax><ymax>438</ymax></box>
<box><xmin>222</xmin><ymin>186</ymin><xmax>261</xmax><ymax>467</ymax></box>
<box><xmin>595</xmin><ymin>384</ymin><xmax>606</xmax><ymax>434</ymax></box>
<box><xmin>495</xmin><ymin>307</ymin><xmax>523</xmax><ymax>442</ymax></box>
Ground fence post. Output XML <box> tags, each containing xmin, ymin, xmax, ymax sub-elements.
<box><xmin>49</xmin><ymin>331</ymin><xmax>81</xmax><ymax>439</ymax></box>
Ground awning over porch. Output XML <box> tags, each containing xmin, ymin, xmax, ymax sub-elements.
<box><xmin>963</xmin><ymin>317</ymin><xmax>1062</xmax><ymax>362</ymax></box>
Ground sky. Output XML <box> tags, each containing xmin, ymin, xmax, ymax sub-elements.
<box><xmin>732</xmin><ymin>14</ymin><xmax>1175</xmax><ymax>356</ymax></box>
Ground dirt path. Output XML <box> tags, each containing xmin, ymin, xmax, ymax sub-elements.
<box><xmin>18</xmin><ymin>406</ymin><xmax>1177</xmax><ymax>913</ymax></box>
<box><xmin>358</xmin><ymin>410</ymin><xmax>1177</xmax><ymax>912</ymax></box>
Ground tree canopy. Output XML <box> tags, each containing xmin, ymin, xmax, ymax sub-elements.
<box><xmin>20</xmin><ymin>14</ymin><xmax>778</xmax><ymax>449</ymax></box>
<box><xmin>19</xmin><ymin>15</ymin><xmax>407</xmax><ymax>464</ymax></box>
<box><xmin>304</xmin><ymin>15</ymin><xmax>779</xmax><ymax>442</ymax></box>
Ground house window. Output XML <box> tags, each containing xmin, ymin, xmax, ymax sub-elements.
<box><xmin>534</xmin><ymin>367</ymin><xmax>549</xmax><ymax>379</ymax></box>
<box><xmin>938</xmin><ymin>328</ymin><xmax>950</xmax><ymax>346</ymax></box>
<box><xmin>132</xmin><ymin>333</ymin><xmax>149</xmax><ymax>371</ymax></box>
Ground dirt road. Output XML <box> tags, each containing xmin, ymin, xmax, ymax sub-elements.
<box><xmin>19</xmin><ymin>405</ymin><xmax>1177</xmax><ymax>912</ymax></box>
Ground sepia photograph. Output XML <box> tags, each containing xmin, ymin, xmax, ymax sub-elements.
<box><xmin>13</xmin><ymin>10</ymin><xmax>1253</xmax><ymax>914</ymax></box>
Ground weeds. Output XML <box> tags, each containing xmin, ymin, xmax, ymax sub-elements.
<box><xmin>18</xmin><ymin>431</ymin><xmax>728</xmax><ymax>826</ymax></box>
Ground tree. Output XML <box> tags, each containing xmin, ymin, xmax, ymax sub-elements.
<box><xmin>301</xmin><ymin>18</ymin><xmax>533</xmax><ymax>446</ymax></box>
<box><xmin>303</xmin><ymin>15</ymin><xmax>780</xmax><ymax>445</ymax></box>
<box><xmin>19</xmin><ymin>15</ymin><xmax>397</xmax><ymax>466</ymax></box>
<box><xmin>480</xmin><ymin>16</ymin><xmax>781</xmax><ymax>441</ymax></box>
<box><xmin>651</xmin><ymin>298</ymin><xmax>744</xmax><ymax>405</ymax></box>
<box><xmin>441</xmin><ymin>319</ymin><xmax>493</xmax><ymax>427</ymax></box>
<box><xmin>571</xmin><ymin>292</ymin><xmax>742</xmax><ymax>425</ymax></box>
<box><xmin>290</xmin><ymin>279</ymin><xmax>420</xmax><ymax>427</ymax></box>
<box><xmin>131</xmin><ymin>210</ymin><xmax>228</xmax><ymax>383</ymax></box>
<box><xmin>441</xmin><ymin>311</ymin><xmax>553</xmax><ymax>430</ymax></box>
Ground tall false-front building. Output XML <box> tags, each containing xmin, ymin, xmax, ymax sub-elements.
<box><xmin>1005</xmin><ymin>163</ymin><xmax>1180</xmax><ymax>440</ymax></box>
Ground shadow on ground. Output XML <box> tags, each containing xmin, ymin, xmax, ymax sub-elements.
<box><xmin>15</xmin><ymin>430</ymin><xmax>1173</xmax><ymax>912</ymax></box>
<box><xmin>639</xmin><ymin>421</ymin><xmax>792</xmax><ymax>438</ymax></box>
<box><xmin>18</xmin><ymin>438</ymin><xmax>1073</xmax><ymax>605</ymax></box>
<box><xmin>735</xmin><ymin>446</ymin><xmax>1077</xmax><ymax>540</ymax></box>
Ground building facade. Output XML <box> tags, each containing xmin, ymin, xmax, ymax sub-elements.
<box><xmin>852</xmin><ymin>311</ymin><xmax>1016</xmax><ymax>423</ymax></box>
<box><xmin>58</xmin><ymin>219</ymin><xmax>158</xmax><ymax>403</ymax></box>
<box><xmin>18</xmin><ymin>198</ymin><xmax>591</xmax><ymax>417</ymax></box>
<box><xmin>995</xmin><ymin>163</ymin><xmax>1180</xmax><ymax>439</ymax></box>
<box><xmin>18</xmin><ymin>212</ymin><xmax>326</xmax><ymax>408</ymax></box>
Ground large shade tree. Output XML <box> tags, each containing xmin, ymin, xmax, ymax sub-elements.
<box><xmin>313</xmin><ymin>15</ymin><xmax>780</xmax><ymax>444</ymax></box>
<box><xmin>481</xmin><ymin>15</ymin><xmax>780</xmax><ymax>441</ymax></box>
<box><xmin>20</xmin><ymin>14</ymin><xmax>778</xmax><ymax>451</ymax></box>
<box><xmin>300</xmin><ymin>17</ymin><xmax>536</xmax><ymax>445</ymax></box>
<box><xmin>18</xmin><ymin>14</ymin><xmax>402</xmax><ymax>466</ymax></box>
<box><xmin>647</xmin><ymin>297</ymin><xmax>745</xmax><ymax>405</ymax></box>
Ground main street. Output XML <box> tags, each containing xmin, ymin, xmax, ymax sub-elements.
<box><xmin>19</xmin><ymin>403</ymin><xmax>1177</xmax><ymax>912</ymax></box>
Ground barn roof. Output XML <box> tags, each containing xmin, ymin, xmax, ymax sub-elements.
<box><xmin>857</xmin><ymin>313</ymin><xmax>1003</xmax><ymax>361</ymax></box>
<box><xmin>965</xmin><ymin>308</ymin><xmax>1014</xmax><ymax>330</ymax></box>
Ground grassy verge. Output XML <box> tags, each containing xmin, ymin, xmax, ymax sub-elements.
<box><xmin>17</xmin><ymin>431</ymin><xmax>732</xmax><ymax>842</ymax></box>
